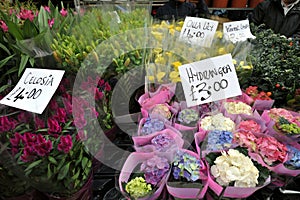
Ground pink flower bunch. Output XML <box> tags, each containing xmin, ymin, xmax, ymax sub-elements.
<box><xmin>256</xmin><ymin>136</ymin><xmax>288</xmax><ymax>165</ymax></box>
<box><xmin>268</xmin><ymin>108</ymin><xmax>294</xmax><ymax>123</ymax></box>
<box><xmin>0</xmin><ymin>20</ymin><xmax>8</xmax><ymax>32</ymax></box>
<box><xmin>237</xmin><ymin>120</ymin><xmax>262</xmax><ymax>133</ymax></box>
<box><xmin>18</xmin><ymin>8</ymin><xmax>36</xmax><ymax>21</ymax></box>
<box><xmin>10</xmin><ymin>132</ymin><xmax>53</xmax><ymax>162</ymax></box>
<box><xmin>234</xmin><ymin>130</ymin><xmax>257</xmax><ymax>151</ymax></box>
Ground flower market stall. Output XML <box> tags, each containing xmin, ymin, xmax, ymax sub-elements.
<box><xmin>1</xmin><ymin>0</ymin><xmax>300</xmax><ymax>199</ymax></box>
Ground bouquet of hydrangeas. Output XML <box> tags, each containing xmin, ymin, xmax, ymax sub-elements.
<box><xmin>166</xmin><ymin>149</ymin><xmax>208</xmax><ymax>199</ymax></box>
<box><xmin>119</xmin><ymin>153</ymin><xmax>170</xmax><ymax>200</ymax></box>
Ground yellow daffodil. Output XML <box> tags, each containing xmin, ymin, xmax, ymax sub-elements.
<box><xmin>241</xmin><ymin>65</ymin><xmax>252</xmax><ymax>70</ymax></box>
<box><xmin>215</xmin><ymin>31</ymin><xmax>223</xmax><ymax>39</ymax></box>
<box><xmin>151</xmin><ymin>31</ymin><xmax>163</xmax><ymax>41</ymax></box>
<box><xmin>239</xmin><ymin>61</ymin><xmax>245</xmax><ymax>66</ymax></box>
<box><xmin>147</xmin><ymin>76</ymin><xmax>155</xmax><ymax>82</ymax></box>
<box><xmin>175</xmin><ymin>26</ymin><xmax>182</xmax><ymax>32</ymax></box>
<box><xmin>169</xmin><ymin>71</ymin><xmax>181</xmax><ymax>83</ymax></box>
<box><xmin>218</xmin><ymin>47</ymin><xmax>226</xmax><ymax>55</ymax></box>
<box><xmin>155</xmin><ymin>56</ymin><xmax>166</xmax><ymax>65</ymax></box>
<box><xmin>232</xmin><ymin>59</ymin><xmax>237</xmax><ymax>65</ymax></box>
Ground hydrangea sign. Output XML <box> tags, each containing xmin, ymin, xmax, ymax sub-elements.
<box><xmin>223</xmin><ymin>19</ymin><xmax>255</xmax><ymax>43</ymax></box>
<box><xmin>179</xmin><ymin>17</ymin><xmax>218</xmax><ymax>47</ymax></box>
<box><xmin>178</xmin><ymin>54</ymin><xmax>241</xmax><ymax>107</ymax></box>
<box><xmin>0</xmin><ymin>68</ymin><xmax>65</xmax><ymax>114</ymax></box>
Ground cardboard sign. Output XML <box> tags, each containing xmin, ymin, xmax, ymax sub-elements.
<box><xmin>223</xmin><ymin>19</ymin><xmax>255</xmax><ymax>43</ymax></box>
<box><xmin>179</xmin><ymin>17</ymin><xmax>219</xmax><ymax>47</ymax></box>
<box><xmin>179</xmin><ymin>54</ymin><xmax>242</xmax><ymax>107</ymax></box>
<box><xmin>0</xmin><ymin>68</ymin><xmax>65</xmax><ymax>114</ymax></box>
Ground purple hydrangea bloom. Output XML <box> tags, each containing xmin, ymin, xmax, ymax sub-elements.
<box><xmin>141</xmin><ymin>118</ymin><xmax>165</xmax><ymax>135</ymax></box>
<box><xmin>151</xmin><ymin>133</ymin><xmax>173</xmax><ymax>151</ymax></box>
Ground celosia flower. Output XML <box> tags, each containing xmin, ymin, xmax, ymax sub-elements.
<box><xmin>53</xmin><ymin>108</ymin><xmax>67</xmax><ymax>123</ymax></box>
<box><xmin>18</xmin><ymin>9</ymin><xmax>35</xmax><ymax>21</ymax></box>
<box><xmin>0</xmin><ymin>116</ymin><xmax>17</xmax><ymax>132</ymax></box>
<box><xmin>256</xmin><ymin>136</ymin><xmax>287</xmax><ymax>165</ymax></box>
<box><xmin>151</xmin><ymin>133</ymin><xmax>173</xmax><ymax>151</ymax></box>
<box><xmin>141</xmin><ymin>118</ymin><xmax>165</xmax><ymax>135</ymax></box>
<box><xmin>206</xmin><ymin>130</ymin><xmax>233</xmax><ymax>151</ymax></box>
<box><xmin>177</xmin><ymin>108</ymin><xmax>199</xmax><ymax>126</ymax></box>
<box><xmin>172</xmin><ymin>151</ymin><xmax>202</xmax><ymax>182</ymax></box>
<box><xmin>125</xmin><ymin>177</ymin><xmax>152</xmax><ymax>199</ymax></box>
<box><xmin>47</xmin><ymin>117</ymin><xmax>62</xmax><ymax>134</ymax></box>
<box><xmin>210</xmin><ymin>149</ymin><xmax>259</xmax><ymax>187</ymax></box>
<box><xmin>60</xmin><ymin>8</ymin><xmax>68</xmax><ymax>17</ymax></box>
<box><xmin>140</xmin><ymin>156</ymin><xmax>170</xmax><ymax>185</ymax></box>
<box><xmin>73</xmin><ymin>114</ymin><xmax>87</xmax><ymax>130</ymax></box>
<box><xmin>200</xmin><ymin>113</ymin><xmax>235</xmax><ymax>132</ymax></box>
<box><xmin>34</xmin><ymin>116</ymin><xmax>45</xmax><ymax>130</ymax></box>
<box><xmin>17</xmin><ymin>111</ymin><xmax>32</xmax><ymax>124</ymax></box>
<box><xmin>58</xmin><ymin>135</ymin><xmax>73</xmax><ymax>153</ymax></box>
<box><xmin>33</xmin><ymin>134</ymin><xmax>53</xmax><ymax>156</ymax></box>
<box><xmin>0</xmin><ymin>20</ymin><xmax>8</xmax><ymax>32</ymax></box>
<box><xmin>224</xmin><ymin>101</ymin><xmax>252</xmax><ymax>115</ymax></box>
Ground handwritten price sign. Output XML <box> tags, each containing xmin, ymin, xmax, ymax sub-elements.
<box><xmin>179</xmin><ymin>54</ymin><xmax>242</xmax><ymax>107</ymax></box>
<box><xmin>223</xmin><ymin>19</ymin><xmax>255</xmax><ymax>43</ymax></box>
<box><xmin>179</xmin><ymin>17</ymin><xmax>218</xmax><ymax>47</ymax></box>
<box><xmin>0</xmin><ymin>68</ymin><xmax>65</xmax><ymax>114</ymax></box>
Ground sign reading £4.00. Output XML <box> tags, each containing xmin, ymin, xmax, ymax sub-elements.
<box><xmin>223</xmin><ymin>19</ymin><xmax>256</xmax><ymax>43</ymax></box>
<box><xmin>0</xmin><ymin>68</ymin><xmax>65</xmax><ymax>114</ymax></box>
<box><xmin>179</xmin><ymin>17</ymin><xmax>219</xmax><ymax>47</ymax></box>
<box><xmin>178</xmin><ymin>54</ymin><xmax>242</xmax><ymax>107</ymax></box>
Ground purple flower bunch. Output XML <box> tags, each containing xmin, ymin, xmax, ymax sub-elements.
<box><xmin>140</xmin><ymin>156</ymin><xmax>170</xmax><ymax>185</ymax></box>
<box><xmin>206</xmin><ymin>130</ymin><xmax>234</xmax><ymax>151</ymax></box>
<box><xmin>172</xmin><ymin>151</ymin><xmax>202</xmax><ymax>182</ymax></box>
<box><xmin>286</xmin><ymin>146</ymin><xmax>300</xmax><ymax>168</ymax></box>
<box><xmin>141</xmin><ymin>118</ymin><xmax>165</xmax><ymax>135</ymax></box>
<box><xmin>151</xmin><ymin>133</ymin><xmax>174</xmax><ymax>151</ymax></box>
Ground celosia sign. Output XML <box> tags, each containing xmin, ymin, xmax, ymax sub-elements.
<box><xmin>223</xmin><ymin>20</ymin><xmax>255</xmax><ymax>43</ymax></box>
<box><xmin>0</xmin><ymin>68</ymin><xmax>65</xmax><ymax>114</ymax></box>
<box><xmin>179</xmin><ymin>54</ymin><xmax>242</xmax><ymax>107</ymax></box>
<box><xmin>179</xmin><ymin>17</ymin><xmax>219</xmax><ymax>47</ymax></box>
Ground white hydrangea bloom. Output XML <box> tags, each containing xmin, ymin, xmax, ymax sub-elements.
<box><xmin>224</xmin><ymin>102</ymin><xmax>252</xmax><ymax>115</ymax></box>
<box><xmin>200</xmin><ymin>113</ymin><xmax>235</xmax><ymax>132</ymax></box>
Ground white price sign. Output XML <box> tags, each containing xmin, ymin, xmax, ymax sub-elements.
<box><xmin>0</xmin><ymin>68</ymin><xmax>65</xmax><ymax>114</ymax></box>
<box><xmin>179</xmin><ymin>17</ymin><xmax>219</xmax><ymax>47</ymax></box>
<box><xmin>223</xmin><ymin>19</ymin><xmax>256</xmax><ymax>43</ymax></box>
<box><xmin>179</xmin><ymin>54</ymin><xmax>242</xmax><ymax>107</ymax></box>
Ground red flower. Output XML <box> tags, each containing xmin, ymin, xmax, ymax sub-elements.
<box><xmin>0</xmin><ymin>116</ymin><xmax>16</xmax><ymax>132</ymax></box>
<box><xmin>33</xmin><ymin>134</ymin><xmax>53</xmax><ymax>156</ymax></box>
<box><xmin>10</xmin><ymin>132</ymin><xmax>23</xmax><ymax>147</ymax></box>
<box><xmin>48</xmin><ymin>118</ymin><xmax>62</xmax><ymax>134</ymax></box>
<box><xmin>53</xmin><ymin>108</ymin><xmax>67</xmax><ymax>123</ymax></box>
<box><xmin>58</xmin><ymin>135</ymin><xmax>73</xmax><ymax>153</ymax></box>
<box><xmin>34</xmin><ymin>116</ymin><xmax>45</xmax><ymax>130</ymax></box>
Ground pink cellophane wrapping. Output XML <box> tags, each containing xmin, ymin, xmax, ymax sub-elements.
<box><xmin>133</xmin><ymin>128</ymin><xmax>184</xmax><ymax>153</ymax></box>
<box><xmin>252</xmin><ymin>99</ymin><xmax>275</xmax><ymax>111</ymax></box>
<box><xmin>138</xmin><ymin>83</ymin><xmax>176</xmax><ymax>111</ymax></box>
<box><xmin>248</xmin><ymin>151</ymin><xmax>300</xmax><ymax>177</ymax></box>
<box><xmin>166</xmin><ymin>149</ymin><xmax>208</xmax><ymax>199</ymax></box>
<box><xmin>205</xmin><ymin>160</ymin><xmax>271</xmax><ymax>198</ymax></box>
<box><xmin>119</xmin><ymin>152</ymin><xmax>171</xmax><ymax>200</ymax></box>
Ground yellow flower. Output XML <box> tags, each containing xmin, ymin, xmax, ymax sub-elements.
<box><xmin>172</xmin><ymin>61</ymin><xmax>182</xmax><ymax>71</ymax></box>
<box><xmin>232</xmin><ymin>59</ymin><xmax>237</xmax><ymax>65</ymax></box>
<box><xmin>241</xmin><ymin>65</ymin><xmax>252</xmax><ymax>70</ymax></box>
<box><xmin>177</xmin><ymin>21</ymin><xmax>184</xmax><ymax>27</ymax></box>
<box><xmin>215</xmin><ymin>31</ymin><xmax>223</xmax><ymax>39</ymax></box>
<box><xmin>218</xmin><ymin>47</ymin><xmax>226</xmax><ymax>55</ymax></box>
<box><xmin>157</xmin><ymin>72</ymin><xmax>166</xmax><ymax>82</ymax></box>
<box><xmin>239</xmin><ymin>61</ymin><xmax>245</xmax><ymax>66</ymax></box>
<box><xmin>160</xmin><ymin>20</ymin><xmax>169</xmax><ymax>28</ymax></box>
<box><xmin>169</xmin><ymin>71</ymin><xmax>181</xmax><ymax>83</ymax></box>
<box><xmin>169</xmin><ymin>28</ymin><xmax>175</xmax><ymax>36</ymax></box>
<box><xmin>151</xmin><ymin>31</ymin><xmax>163</xmax><ymax>41</ymax></box>
<box><xmin>195</xmin><ymin>53</ymin><xmax>208</xmax><ymax>61</ymax></box>
<box><xmin>155</xmin><ymin>56</ymin><xmax>166</xmax><ymax>65</ymax></box>
<box><xmin>175</xmin><ymin>26</ymin><xmax>182</xmax><ymax>32</ymax></box>
<box><xmin>148</xmin><ymin>76</ymin><xmax>155</xmax><ymax>82</ymax></box>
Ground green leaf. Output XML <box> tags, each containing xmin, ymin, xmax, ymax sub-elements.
<box><xmin>58</xmin><ymin>162</ymin><xmax>70</xmax><ymax>181</ymax></box>
<box><xmin>7</xmin><ymin>21</ymin><xmax>23</xmax><ymax>40</ymax></box>
<box><xmin>81</xmin><ymin>157</ymin><xmax>88</xmax><ymax>169</ymax></box>
<box><xmin>18</xmin><ymin>54</ymin><xmax>30</xmax><ymax>77</ymax></box>
<box><xmin>37</xmin><ymin>7</ymin><xmax>50</xmax><ymax>33</ymax></box>
<box><xmin>29</xmin><ymin>57</ymin><xmax>35</xmax><ymax>67</ymax></box>
<box><xmin>0</xmin><ymin>43</ymin><xmax>11</xmax><ymax>55</ymax></box>
<box><xmin>0</xmin><ymin>54</ymin><xmax>15</xmax><ymax>69</ymax></box>
<box><xmin>48</xmin><ymin>156</ymin><xmax>58</xmax><ymax>165</ymax></box>
<box><xmin>71</xmin><ymin>170</ymin><xmax>80</xmax><ymax>180</ymax></box>
<box><xmin>47</xmin><ymin>164</ymin><xmax>52</xmax><ymax>178</ymax></box>
<box><xmin>0</xmin><ymin>84</ymin><xmax>12</xmax><ymax>93</ymax></box>
<box><xmin>24</xmin><ymin>159</ymin><xmax>42</xmax><ymax>172</ymax></box>
<box><xmin>22</xmin><ymin>19</ymin><xmax>38</xmax><ymax>39</ymax></box>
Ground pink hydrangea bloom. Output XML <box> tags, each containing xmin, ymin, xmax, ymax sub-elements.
<box><xmin>238</xmin><ymin>120</ymin><xmax>261</xmax><ymax>133</ymax></box>
<box><xmin>256</xmin><ymin>136</ymin><xmax>287</xmax><ymax>165</ymax></box>
<box><xmin>234</xmin><ymin>130</ymin><xmax>257</xmax><ymax>151</ymax></box>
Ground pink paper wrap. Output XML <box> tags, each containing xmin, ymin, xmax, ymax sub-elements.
<box><xmin>166</xmin><ymin>149</ymin><xmax>208</xmax><ymax>199</ymax></box>
<box><xmin>119</xmin><ymin>152</ymin><xmax>170</xmax><ymax>200</ymax></box>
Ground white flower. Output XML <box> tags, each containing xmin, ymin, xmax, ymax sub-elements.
<box><xmin>200</xmin><ymin>113</ymin><xmax>235</xmax><ymax>132</ymax></box>
<box><xmin>224</xmin><ymin>102</ymin><xmax>252</xmax><ymax>115</ymax></box>
<box><xmin>210</xmin><ymin>149</ymin><xmax>259</xmax><ymax>188</ymax></box>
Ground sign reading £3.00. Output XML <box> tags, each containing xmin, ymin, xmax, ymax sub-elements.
<box><xmin>0</xmin><ymin>68</ymin><xmax>65</xmax><ymax>114</ymax></box>
<box><xmin>179</xmin><ymin>17</ymin><xmax>219</xmax><ymax>47</ymax></box>
<box><xmin>178</xmin><ymin>54</ymin><xmax>242</xmax><ymax>107</ymax></box>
